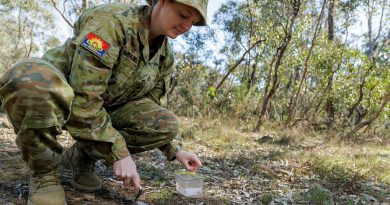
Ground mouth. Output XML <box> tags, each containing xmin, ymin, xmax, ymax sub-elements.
<box><xmin>173</xmin><ymin>27</ymin><xmax>184</xmax><ymax>35</ymax></box>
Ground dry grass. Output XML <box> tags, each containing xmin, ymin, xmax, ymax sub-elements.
<box><xmin>1</xmin><ymin>114</ymin><xmax>390</xmax><ymax>204</ymax></box>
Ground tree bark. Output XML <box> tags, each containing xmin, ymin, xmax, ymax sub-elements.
<box><xmin>366</xmin><ymin>0</ymin><xmax>386</xmax><ymax>57</ymax></box>
<box><xmin>328</xmin><ymin>0</ymin><xmax>335</xmax><ymax>41</ymax></box>
<box><xmin>215</xmin><ymin>39</ymin><xmax>265</xmax><ymax>91</ymax></box>
<box><xmin>345</xmin><ymin>65</ymin><xmax>373</xmax><ymax>125</ymax></box>
<box><xmin>254</xmin><ymin>0</ymin><xmax>301</xmax><ymax>131</ymax></box>
<box><xmin>50</xmin><ymin>0</ymin><xmax>73</xmax><ymax>28</ymax></box>
<box><xmin>347</xmin><ymin>86</ymin><xmax>390</xmax><ymax>138</ymax></box>
<box><xmin>82</xmin><ymin>0</ymin><xmax>88</xmax><ymax>10</ymax></box>
<box><xmin>325</xmin><ymin>0</ymin><xmax>335</xmax><ymax>127</ymax></box>
<box><xmin>286</xmin><ymin>0</ymin><xmax>326</xmax><ymax>127</ymax></box>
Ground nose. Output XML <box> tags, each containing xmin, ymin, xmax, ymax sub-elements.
<box><xmin>182</xmin><ymin>21</ymin><xmax>193</xmax><ymax>32</ymax></box>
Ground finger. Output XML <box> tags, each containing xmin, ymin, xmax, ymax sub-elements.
<box><xmin>194</xmin><ymin>158</ymin><xmax>202</xmax><ymax>168</ymax></box>
<box><xmin>188</xmin><ymin>158</ymin><xmax>202</xmax><ymax>171</ymax></box>
<box><xmin>114</xmin><ymin>170</ymin><xmax>122</xmax><ymax>179</ymax></box>
<box><xmin>184</xmin><ymin>161</ymin><xmax>193</xmax><ymax>171</ymax></box>
<box><xmin>123</xmin><ymin>176</ymin><xmax>131</xmax><ymax>187</ymax></box>
<box><xmin>188</xmin><ymin>160</ymin><xmax>196</xmax><ymax>171</ymax></box>
<box><xmin>191</xmin><ymin>163</ymin><xmax>200</xmax><ymax>171</ymax></box>
<box><xmin>131</xmin><ymin>176</ymin><xmax>141</xmax><ymax>192</ymax></box>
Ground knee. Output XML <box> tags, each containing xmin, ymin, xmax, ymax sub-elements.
<box><xmin>15</xmin><ymin>129</ymin><xmax>35</xmax><ymax>148</ymax></box>
<box><xmin>159</xmin><ymin>112</ymin><xmax>179</xmax><ymax>141</ymax></box>
<box><xmin>1</xmin><ymin>60</ymin><xmax>74</xmax><ymax>130</ymax></box>
<box><xmin>2</xmin><ymin>59</ymin><xmax>73</xmax><ymax>106</ymax></box>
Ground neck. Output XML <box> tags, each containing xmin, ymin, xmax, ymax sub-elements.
<box><xmin>148</xmin><ymin>9</ymin><xmax>161</xmax><ymax>44</ymax></box>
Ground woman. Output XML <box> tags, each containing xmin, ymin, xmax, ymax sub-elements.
<box><xmin>0</xmin><ymin>0</ymin><xmax>208</xmax><ymax>204</ymax></box>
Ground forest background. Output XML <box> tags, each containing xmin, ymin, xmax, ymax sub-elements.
<box><xmin>0</xmin><ymin>0</ymin><xmax>389</xmax><ymax>204</ymax></box>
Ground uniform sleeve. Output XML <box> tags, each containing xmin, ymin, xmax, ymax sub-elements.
<box><xmin>64</xmin><ymin>10</ymin><xmax>130</xmax><ymax>163</ymax></box>
<box><xmin>147</xmin><ymin>47</ymin><xmax>182</xmax><ymax>161</ymax></box>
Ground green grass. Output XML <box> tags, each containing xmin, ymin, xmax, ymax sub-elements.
<box><xmin>300</xmin><ymin>143</ymin><xmax>390</xmax><ymax>185</ymax></box>
<box><xmin>143</xmin><ymin>117</ymin><xmax>390</xmax><ymax>203</ymax></box>
<box><xmin>180</xmin><ymin>117</ymin><xmax>390</xmax><ymax>185</ymax></box>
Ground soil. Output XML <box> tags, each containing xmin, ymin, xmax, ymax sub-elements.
<box><xmin>0</xmin><ymin>113</ymin><xmax>226</xmax><ymax>205</ymax></box>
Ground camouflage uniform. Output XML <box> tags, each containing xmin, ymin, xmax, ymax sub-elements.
<box><xmin>0</xmin><ymin>4</ymin><xmax>184</xmax><ymax>174</ymax></box>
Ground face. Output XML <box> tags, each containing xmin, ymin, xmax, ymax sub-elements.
<box><xmin>153</xmin><ymin>0</ymin><xmax>202</xmax><ymax>39</ymax></box>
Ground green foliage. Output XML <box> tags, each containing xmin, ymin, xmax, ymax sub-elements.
<box><xmin>260</xmin><ymin>193</ymin><xmax>273</xmax><ymax>204</ymax></box>
<box><xmin>0</xmin><ymin>0</ymin><xmax>57</xmax><ymax>74</ymax></box>
<box><xmin>167</xmin><ymin>0</ymin><xmax>390</xmax><ymax>137</ymax></box>
<box><xmin>2</xmin><ymin>0</ymin><xmax>389</xmax><ymax>136</ymax></box>
<box><xmin>305</xmin><ymin>184</ymin><xmax>333</xmax><ymax>205</ymax></box>
<box><xmin>308</xmin><ymin>155</ymin><xmax>366</xmax><ymax>193</ymax></box>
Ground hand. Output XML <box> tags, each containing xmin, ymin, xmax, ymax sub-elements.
<box><xmin>175</xmin><ymin>150</ymin><xmax>202</xmax><ymax>172</ymax></box>
<box><xmin>113</xmin><ymin>155</ymin><xmax>141</xmax><ymax>192</ymax></box>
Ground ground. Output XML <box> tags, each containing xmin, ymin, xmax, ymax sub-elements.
<box><xmin>0</xmin><ymin>112</ymin><xmax>390</xmax><ymax>204</ymax></box>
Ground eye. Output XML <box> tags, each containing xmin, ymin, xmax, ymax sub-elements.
<box><xmin>180</xmin><ymin>13</ymin><xmax>190</xmax><ymax>19</ymax></box>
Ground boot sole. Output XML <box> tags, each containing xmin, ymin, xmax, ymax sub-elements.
<box><xmin>70</xmin><ymin>179</ymin><xmax>102</xmax><ymax>192</ymax></box>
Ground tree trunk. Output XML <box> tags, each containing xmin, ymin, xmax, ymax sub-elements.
<box><xmin>347</xmin><ymin>87</ymin><xmax>390</xmax><ymax>138</ymax></box>
<box><xmin>286</xmin><ymin>0</ymin><xmax>326</xmax><ymax>127</ymax></box>
<box><xmin>216</xmin><ymin>39</ymin><xmax>265</xmax><ymax>91</ymax></box>
<box><xmin>366</xmin><ymin>0</ymin><xmax>386</xmax><ymax>57</ymax></box>
<box><xmin>82</xmin><ymin>0</ymin><xmax>88</xmax><ymax>12</ymax></box>
<box><xmin>328</xmin><ymin>0</ymin><xmax>335</xmax><ymax>41</ymax></box>
<box><xmin>82</xmin><ymin>0</ymin><xmax>88</xmax><ymax>9</ymax></box>
<box><xmin>325</xmin><ymin>0</ymin><xmax>335</xmax><ymax>127</ymax></box>
<box><xmin>254</xmin><ymin>0</ymin><xmax>301</xmax><ymax>131</ymax></box>
<box><xmin>345</xmin><ymin>66</ymin><xmax>373</xmax><ymax>125</ymax></box>
<box><xmin>50</xmin><ymin>0</ymin><xmax>73</xmax><ymax>28</ymax></box>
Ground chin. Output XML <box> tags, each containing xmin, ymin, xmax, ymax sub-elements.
<box><xmin>166</xmin><ymin>30</ymin><xmax>181</xmax><ymax>39</ymax></box>
<box><xmin>167</xmin><ymin>34</ymin><xmax>179</xmax><ymax>39</ymax></box>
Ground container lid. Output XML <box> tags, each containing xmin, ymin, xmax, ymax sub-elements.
<box><xmin>175</xmin><ymin>169</ymin><xmax>204</xmax><ymax>181</ymax></box>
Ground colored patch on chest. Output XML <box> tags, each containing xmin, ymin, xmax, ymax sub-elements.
<box><xmin>81</xmin><ymin>32</ymin><xmax>110</xmax><ymax>58</ymax></box>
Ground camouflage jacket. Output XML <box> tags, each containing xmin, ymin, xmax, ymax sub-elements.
<box><xmin>42</xmin><ymin>3</ymin><xmax>178</xmax><ymax>162</ymax></box>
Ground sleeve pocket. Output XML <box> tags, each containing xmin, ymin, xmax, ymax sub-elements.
<box><xmin>74</xmin><ymin>31</ymin><xmax>120</xmax><ymax>69</ymax></box>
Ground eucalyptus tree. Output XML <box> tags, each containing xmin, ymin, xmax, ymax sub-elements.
<box><xmin>0</xmin><ymin>0</ymin><xmax>57</xmax><ymax>74</ymax></box>
<box><xmin>168</xmin><ymin>26</ymin><xmax>216</xmax><ymax>116</ymax></box>
<box><xmin>340</xmin><ymin>0</ymin><xmax>390</xmax><ymax>136</ymax></box>
<box><xmin>255</xmin><ymin>0</ymin><xmax>301</xmax><ymax>130</ymax></box>
<box><xmin>213</xmin><ymin>0</ymin><xmax>265</xmax><ymax>93</ymax></box>
<box><xmin>49</xmin><ymin>0</ymin><xmax>142</xmax><ymax>29</ymax></box>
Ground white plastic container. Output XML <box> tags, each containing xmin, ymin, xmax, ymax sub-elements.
<box><xmin>175</xmin><ymin>169</ymin><xmax>204</xmax><ymax>198</ymax></box>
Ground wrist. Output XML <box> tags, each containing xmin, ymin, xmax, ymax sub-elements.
<box><xmin>104</xmin><ymin>149</ymin><xmax>130</xmax><ymax>166</ymax></box>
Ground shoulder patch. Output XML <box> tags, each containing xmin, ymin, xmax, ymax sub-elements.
<box><xmin>81</xmin><ymin>32</ymin><xmax>110</xmax><ymax>58</ymax></box>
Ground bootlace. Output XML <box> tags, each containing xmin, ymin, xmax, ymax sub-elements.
<box><xmin>78</xmin><ymin>157</ymin><xmax>96</xmax><ymax>174</ymax></box>
<box><xmin>33</xmin><ymin>170</ymin><xmax>60</xmax><ymax>189</ymax></box>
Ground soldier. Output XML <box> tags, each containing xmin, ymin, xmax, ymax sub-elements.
<box><xmin>0</xmin><ymin>0</ymin><xmax>208</xmax><ymax>204</ymax></box>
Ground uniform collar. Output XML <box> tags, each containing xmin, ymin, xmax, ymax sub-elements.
<box><xmin>138</xmin><ymin>5</ymin><xmax>151</xmax><ymax>48</ymax></box>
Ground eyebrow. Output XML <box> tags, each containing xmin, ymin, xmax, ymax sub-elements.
<box><xmin>185</xmin><ymin>8</ymin><xmax>201</xmax><ymax>22</ymax></box>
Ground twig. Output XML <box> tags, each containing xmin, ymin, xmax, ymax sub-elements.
<box><xmin>50</xmin><ymin>0</ymin><xmax>73</xmax><ymax>28</ymax></box>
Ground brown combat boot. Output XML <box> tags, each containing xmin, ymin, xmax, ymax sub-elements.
<box><xmin>27</xmin><ymin>168</ymin><xmax>66</xmax><ymax>205</ymax></box>
<box><xmin>61</xmin><ymin>142</ymin><xmax>102</xmax><ymax>191</ymax></box>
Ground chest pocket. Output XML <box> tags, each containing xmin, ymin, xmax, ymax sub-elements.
<box><xmin>104</xmin><ymin>48</ymin><xmax>160</xmax><ymax>106</ymax></box>
<box><xmin>131</xmin><ymin>61</ymin><xmax>159</xmax><ymax>98</ymax></box>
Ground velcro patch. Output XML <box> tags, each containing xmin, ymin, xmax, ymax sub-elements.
<box><xmin>122</xmin><ymin>48</ymin><xmax>138</xmax><ymax>63</ymax></box>
<box><xmin>81</xmin><ymin>32</ymin><xmax>110</xmax><ymax>58</ymax></box>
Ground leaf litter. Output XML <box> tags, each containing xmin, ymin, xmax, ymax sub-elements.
<box><xmin>0</xmin><ymin>113</ymin><xmax>389</xmax><ymax>204</ymax></box>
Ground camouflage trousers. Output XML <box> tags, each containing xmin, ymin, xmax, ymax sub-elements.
<box><xmin>0</xmin><ymin>58</ymin><xmax>179</xmax><ymax>173</ymax></box>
